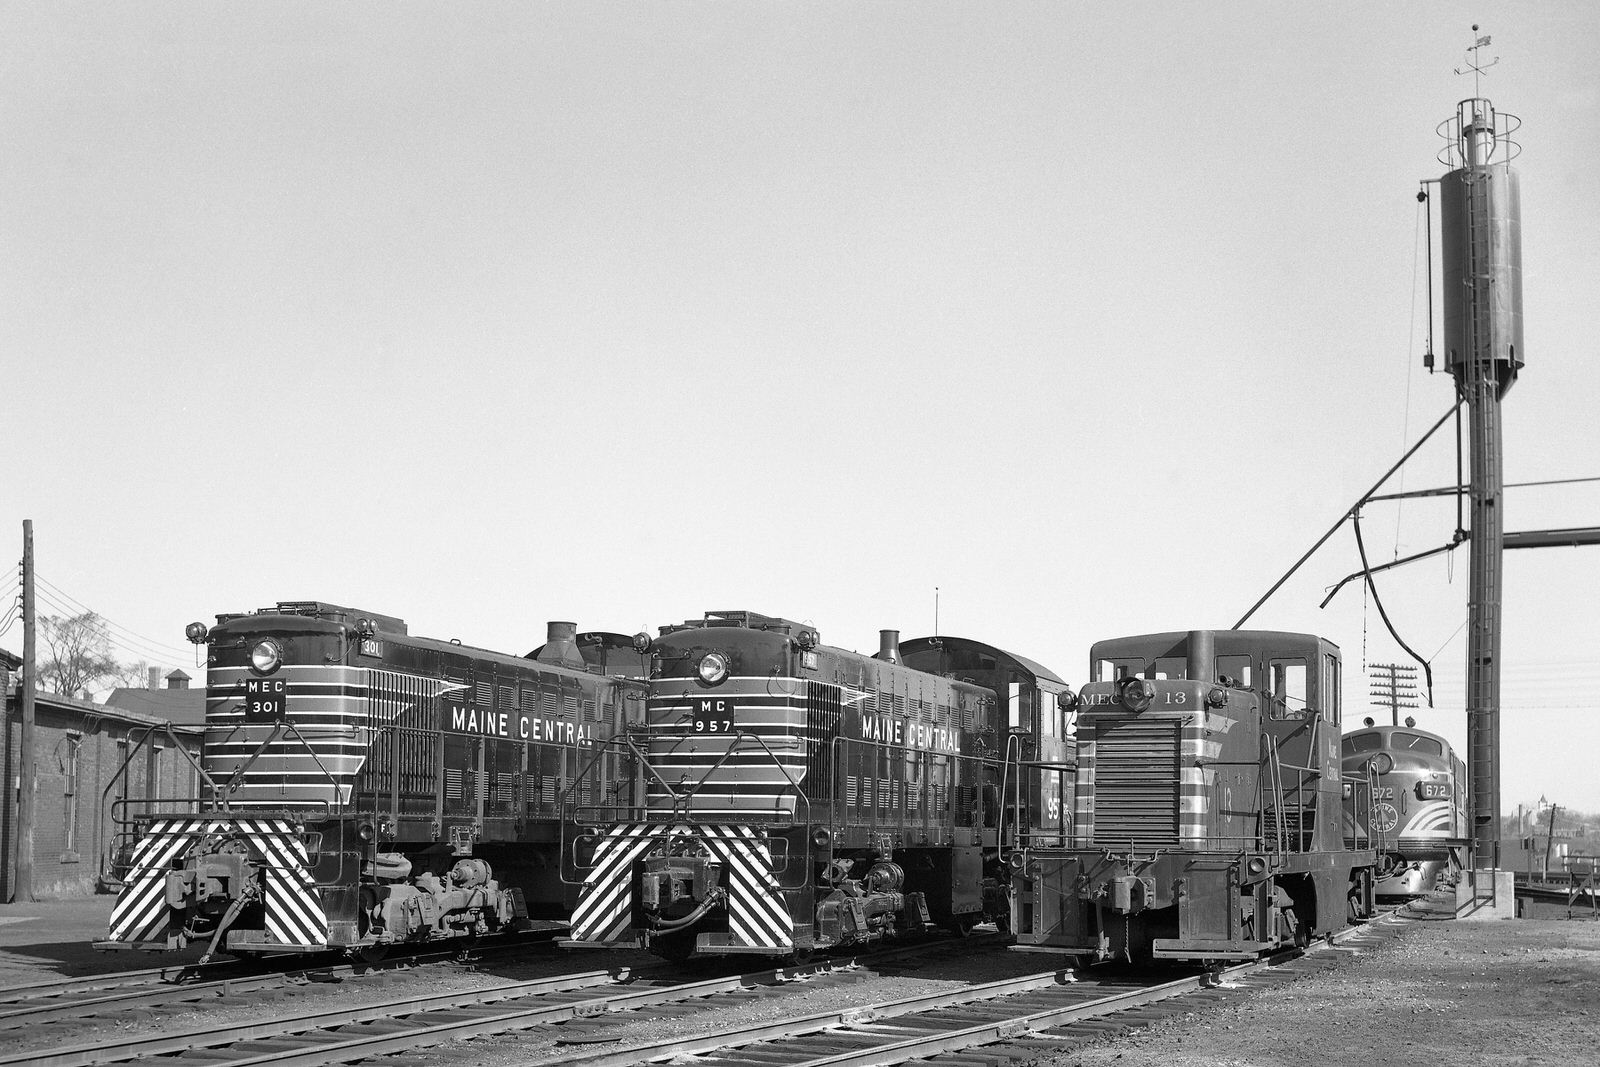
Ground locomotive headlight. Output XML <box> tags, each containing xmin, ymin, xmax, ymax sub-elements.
<box><xmin>250</xmin><ymin>639</ymin><xmax>284</xmax><ymax>675</ymax></box>
<box><xmin>1117</xmin><ymin>677</ymin><xmax>1155</xmax><ymax>713</ymax></box>
<box><xmin>697</xmin><ymin>651</ymin><xmax>730</xmax><ymax>686</ymax></box>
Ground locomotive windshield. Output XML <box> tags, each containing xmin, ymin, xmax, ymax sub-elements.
<box><xmin>1342</xmin><ymin>732</ymin><xmax>1382</xmax><ymax>754</ymax></box>
<box><xmin>1394</xmin><ymin>732</ymin><xmax>1444</xmax><ymax>756</ymax></box>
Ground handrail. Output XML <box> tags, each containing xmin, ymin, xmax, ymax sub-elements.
<box><xmin>221</xmin><ymin>720</ymin><xmax>349</xmax><ymax>811</ymax></box>
<box><xmin>100</xmin><ymin>721</ymin><xmax>222</xmax><ymax>814</ymax></box>
<box><xmin>560</xmin><ymin>728</ymin><xmax>813</xmax><ymax>889</ymax></box>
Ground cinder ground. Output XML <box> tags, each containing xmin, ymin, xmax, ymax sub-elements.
<box><xmin>1038</xmin><ymin>897</ymin><xmax>1600</xmax><ymax>1067</ymax></box>
<box><xmin>0</xmin><ymin>897</ymin><xmax>206</xmax><ymax>985</ymax></box>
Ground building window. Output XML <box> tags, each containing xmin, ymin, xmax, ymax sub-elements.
<box><xmin>62</xmin><ymin>734</ymin><xmax>81</xmax><ymax>858</ymax></box>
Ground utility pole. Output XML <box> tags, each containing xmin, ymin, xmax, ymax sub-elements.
<box><xmin>16</xmin><ymin>520</ymin><xmax>37</xmax><ymax>902</ymax></box>
<box><xmin>1544</xmin><ymin>804</ymin><xmax>1560</xmax><ymax>880</ymax></box>
<box><xmin>1368</xmin><ymin>663</ymin><xmax>1419</xmax><ymax>726</ymax></box>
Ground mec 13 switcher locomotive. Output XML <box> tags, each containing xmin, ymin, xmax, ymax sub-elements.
<box><xmin>1008</xmin><ymin>629</ymin><xmax>1382</xmax><ymax>964</ymax></box>
<box><xmin>98</xmin><ymin>601</ymin><xmax>648</xmax><ymax>961</ymax></box>
<box><xmin>562</xmin><ymin>610</ymin><xmax>1076</xmax><ymax>961</ymax></box>
<box><xmin>1341</xmin><ymin>719</ymin><xmax>1468</xmax><ymax>898</ymax></box>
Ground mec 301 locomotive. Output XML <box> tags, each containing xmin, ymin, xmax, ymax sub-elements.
<box><xmin>562</xmin><ymin>611</ymin><xmax>1075</xmax><ymax>961</ymax></box>
<box><xmin>98</xmin><ymin>602</ymin><xmax>646</xmax><ymax>960</ymax></box>
<box><xmin>1009</xmin><ymin>630</ymin><xmax>1380</xmax><ymax>964</ymax></box>
<box><xmin>1341</xmin><ymin>720</ymin><xmax>1467</xmax><ymax>898</ymax></box>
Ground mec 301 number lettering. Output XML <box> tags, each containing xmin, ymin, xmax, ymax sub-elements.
<box><xmin>692</xmin><ymin>698</ymin><xmax>734</xmax><ymax>734</ymax></box>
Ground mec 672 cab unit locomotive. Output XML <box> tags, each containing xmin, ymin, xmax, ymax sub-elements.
<box><xmin>563</xmin><ymin>610</ymin><xmax>1075</xmax><ymax>961</ymax></box>
<box><xmin>1341</xmin><ymin>721</ymin><xmax>1467</xmax><ymax>898</ymax></box>
<box><xmin>99</xmin><ymin>602</ymin><xmax>646</xmax><ymax>960</ymax></box>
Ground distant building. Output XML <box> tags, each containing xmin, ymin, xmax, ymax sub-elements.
<box><xmin>103</xmin><ymin>669</ymin><xmax>205</xmax><ymax>726</ymax></box>
<box><xmin>2</xmin><ymin>655</ymin><xmax>204</xmax><ymax>899</ymax></box>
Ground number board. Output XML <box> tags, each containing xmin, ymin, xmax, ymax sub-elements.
<box><xmin>692</xmin><ymin>697</ymin><xmax>735</xmax><ymax>734</ymax></box>
<box><xmin>1417</xmin><ymin>781</ymin><xmax>1452</xmax><ymax>800</ymax></box>
<box><xmin>245</xmin><ymin>678</ymin><xmax>288</xmax><ymax>721</ymax></box>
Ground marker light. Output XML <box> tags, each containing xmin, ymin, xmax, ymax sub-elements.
<box><xmin>250</xmin><ymin>639</ymin><xmax>284</xmax><ymax>675</ymax></box>
<box><xmin>1205</xmin><ymin>686</ymin><xmax>1228</xmax><ymax>708</ymax></box>
<box><xmin>632</xmin><ymin>632</ymin><xmax>653</xmax><ymax>654</ymax></box>
<box><xmin>697</xmin><ymin>651</ymin><xmax>730</xmax><ymax>686</ymax></box>
<box><xmin>1117</xmin><ymin>677</ymin><xmax>1155</xmax><ymax>713</ymax></box>
<box><xmin>795</xmin><ymin>629</ymin><xmax>819</xmax><ymax>651</ymax></box>
<box><xmin>1370</xmin><ymin>753</ymin><xmax>1394</xmax><ymax>775</ymax></box>
<box><xmin>185</xmin><ymin>622</ymin><xmax>210</xmax><ymax>644</ymax></box>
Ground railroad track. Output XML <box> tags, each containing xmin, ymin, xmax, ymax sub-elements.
<box><xmin>1</xmin><ymin>936</ymin><xmax>999</xmax><ymax>1067</ymax></box>
<box><xmin>2</xmin><ymin>918</ymin><xmax>1415</xmax><ymax>1067</ymax></box>
<box><xmin>524</xmin><ymin>913</ymin><xmax>1417</xmax><ymax>1067</ymax></box>
<box><xmin>0</xmin><ymin>931</ymin><xmax>559</xmax><ymax>1032</ymax></box>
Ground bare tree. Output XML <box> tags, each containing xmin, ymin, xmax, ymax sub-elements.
<box><xmin>37</xmin><ymin>612</ymin><xmax>124</xmax><ymax>697</ymax></box>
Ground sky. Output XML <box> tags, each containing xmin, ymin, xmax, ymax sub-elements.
<box><xmin>3</xmin><ymin>2</ymin><xmax>1597</xmax><ymax>815</ymax></box>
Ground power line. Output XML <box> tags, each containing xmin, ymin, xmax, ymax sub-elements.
<box><xmin>33</xmin><ymin>574</ymin><xmax>192</xmax><ymax>658</ymax></box>
<box><xmin>30</xmin><ymin>576</ymin><xmax>192</xmax><ymax>662</ymax></box>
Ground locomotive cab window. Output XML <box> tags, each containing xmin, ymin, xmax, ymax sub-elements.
<box><xmin>1395</xmin><ymin>732</ymin><xmax>1443</xmax><ymax>756</ymax></box>
<box><xmin>1216</xmin><ymin>654</ymin><xmax>1252</xmax><ymax>688</ymax></box>
<box><xmin>1343</xmin><ymin>731</ymin><xmax>1382</xmax><ymax>754</ymax></box>
<box><xmin>1095</xmin><ymin>658</ymin><xmax>1143</xmax><ymax>682</ymax></box>
<box><xmin>1267</xmin><ymin>658</ymin><xmax>1308</xmax><ymax>719</ymax></box>
<box><xmin>1322</xmin><ymin>652</ymin><xmax>1341</xmax><ymax>725</ymax></box>
<box><xmin>1152</xmin><ymin>656</ymin><xmax>1186</xmax><ymax>679</ymax></box>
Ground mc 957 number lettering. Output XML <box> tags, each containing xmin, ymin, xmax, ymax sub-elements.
<box><xmin>692</xmin><ymin>698</ymin><xmax>735</xmax><ymax>734</ymax></box>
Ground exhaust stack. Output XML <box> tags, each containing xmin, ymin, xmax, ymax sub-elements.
<box><xmin>535</xmin><ymin>621</ymin><xmax>586</xmax><ymax>670</ymax></box>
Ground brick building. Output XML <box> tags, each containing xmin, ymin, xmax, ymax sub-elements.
<box><xmin>2</xmin><ymin>656</ymin><xmax>204</xmax><ymax>899</ymax></box>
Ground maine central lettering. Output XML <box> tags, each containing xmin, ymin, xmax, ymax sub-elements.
<box><xmin>446</xmin><ymin>700</ymin><xmax>593</xmax><ymax>745</ymax></box>
<box><xmin>856</xmin><ymin>712</ymin><xmax>960</xmax><ymax>753</ymax></box>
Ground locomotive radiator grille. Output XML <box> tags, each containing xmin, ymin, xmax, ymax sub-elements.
<box><xmin>205</xmin><ymin>665</ymin><xmax>389</xmax><ymax>806</ymax></box>
<box><xmin>1082</xmin><ymin>719</ymin><xmax>1182</xmax><ymax>848</ymax></box>
<box><xmin>642</xmin><ymin>681</ymin><xmax>808</xmax><ymax>818</ymax></box>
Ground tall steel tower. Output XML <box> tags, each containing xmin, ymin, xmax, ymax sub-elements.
<box><xmin>1437</xmin><ymin>86</ymin><xmax>1522</xmax><ymax>867</ymax></box>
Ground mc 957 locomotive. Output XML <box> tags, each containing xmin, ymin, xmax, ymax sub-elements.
<box><xmin>562</xmin><ymin>610</ymin><xmax>1074</xmax><ymax>961</ymax></box>
<box><xmin>1341</xmin><ymin>721</ymin><xmax>1467</xmax><ymax>898</ymax></box>
<box><xmin>1009</xmin><ymin>630</ymin><xmax>1379</xmax><ymax>964</ymax></box>
<box><xmin>98</xmin><ymin>602</ymin><xmax>645</xmax><ymax>961</ymax></box>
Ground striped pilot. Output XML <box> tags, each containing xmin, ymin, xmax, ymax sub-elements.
<box><xmin>1010</xmin><ymin>630</ymin><xmax>1380</xmax><ymax>964</ymax></box>
<box><xmin>564</xmin><ymin>610</ymin><xmax>1075</xmax><ymax>962</ymax></box>
<box><xmin>98</xmin><ymin>602</ymin><xmax>646</xmax><ymax>961</ymax></box>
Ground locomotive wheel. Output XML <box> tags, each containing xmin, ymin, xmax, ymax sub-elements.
<box><xmin>352</xmin><ymin>943</ymin><xmax>390</xmax><ymax>964</ymax></box>
<box><xmin>945</xmin><ymin>915</ymin><xmax>979</xmax><ymax>937</ymax></box>
<box><xmin>650</xmin><ymin>931</ymin><xmax>696</xmax><ymax>963</ymax></box>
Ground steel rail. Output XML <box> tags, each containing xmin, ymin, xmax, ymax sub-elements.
<box><xmin>5</xmin><ymin>938</ymin><xmax>987</xmax><ymax>1067</ymax></box>
<box><xmin>122</xmin><ymin>954</ymin><xmax>894</xmax><ymax>1067</ymax></box>
<box><xmin>530</xmin><ymin>914</ymin><xmax>1409</xmax><ymax>1067</ymax></box>
<box><xmin>0</xmin><ymin>931</ymin><xmax>560</xmax><ymax>1029</ymax></box>
<box><xmin>0</xmin><ymin>966</ymin><xmax>642</xmax><ymax>1067</ymax></box>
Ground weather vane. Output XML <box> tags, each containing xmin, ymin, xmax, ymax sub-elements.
<box><xmin>1454</xmin><ymin>24</ymin><xmax>1499</xmax><ymax>97</ymax></box>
